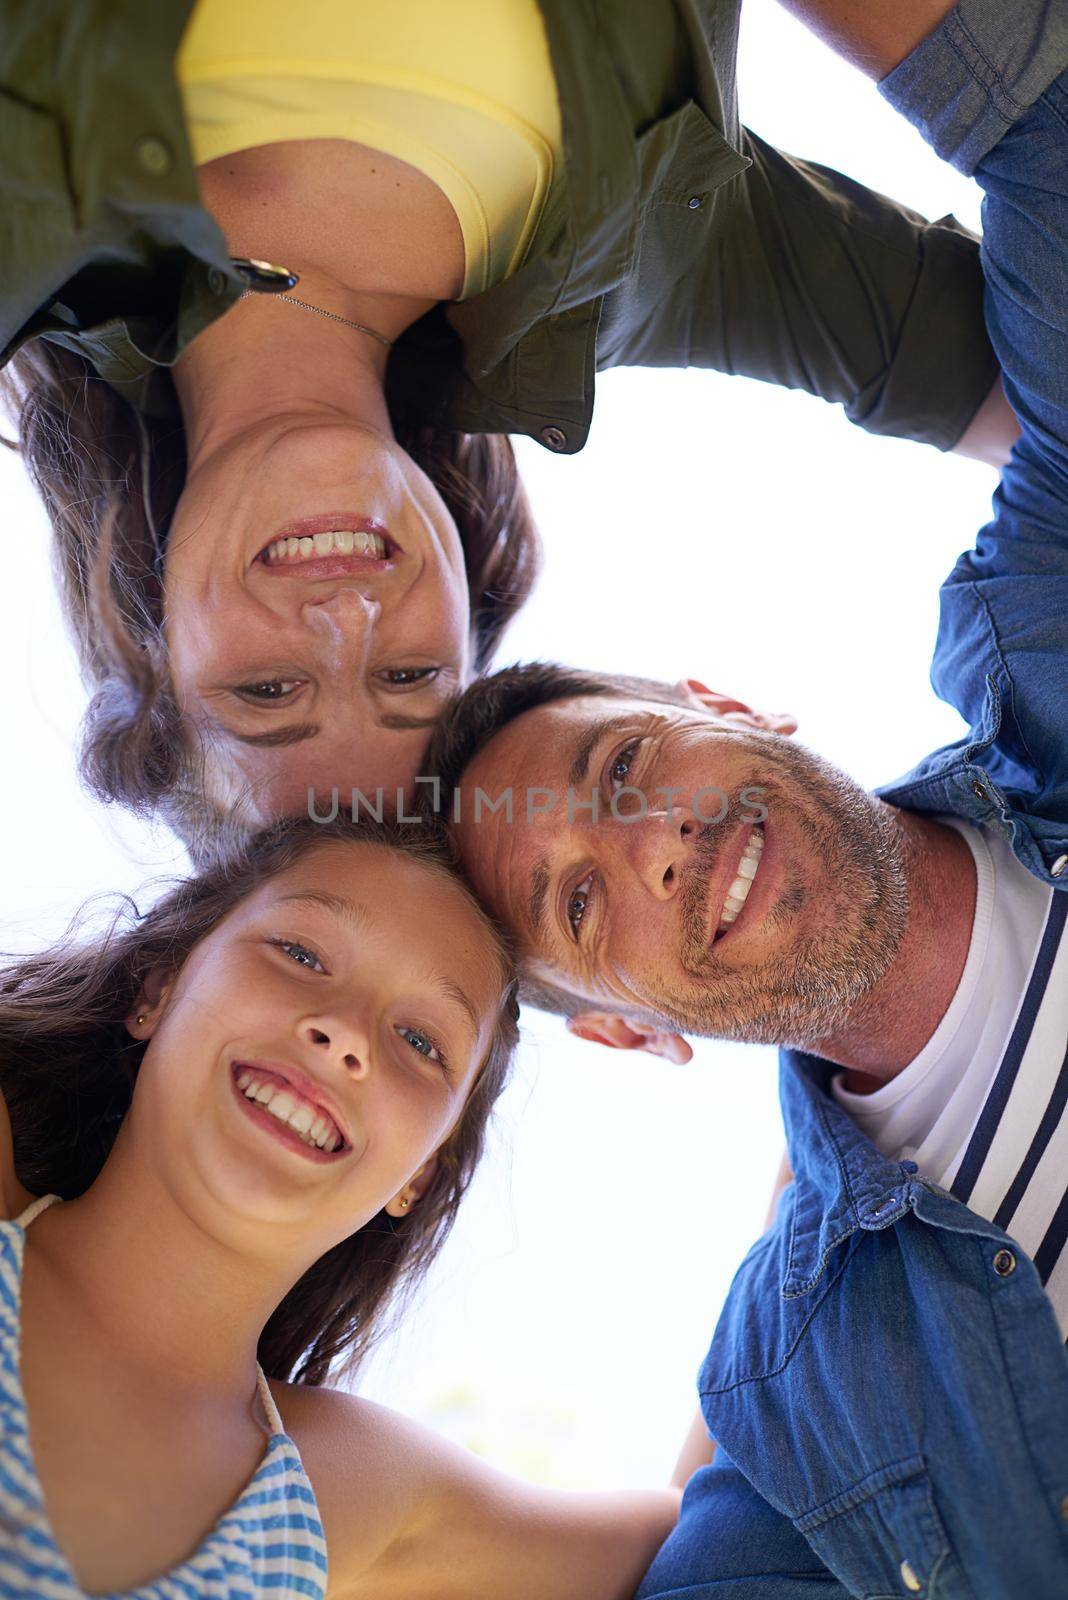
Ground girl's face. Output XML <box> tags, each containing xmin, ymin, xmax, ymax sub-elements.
<box><xmin>128</xmin><ymin>841</ymin><xmax>502</xmax><ymax>1257</ymax></box>
<box><xmin>162</xmin><ymin>420</ymin><xmax>473</xmax><ymax>820</ymax></box>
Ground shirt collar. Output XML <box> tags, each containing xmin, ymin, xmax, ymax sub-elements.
<box><xmin>777</xmin><ymin>1050</ymin><xmax>919</xmax><ymax>1297</ymax></box>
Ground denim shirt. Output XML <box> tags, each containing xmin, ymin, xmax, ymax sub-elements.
<box><xmin>875</xmin><ymin>470</ymin><xmax>1068</xmax><ymax>889</ymax></box>
<box><xmin>697</xmin><ymin>1055</ymin><xmax>1068</xmax><ymax>1597</ymax></box>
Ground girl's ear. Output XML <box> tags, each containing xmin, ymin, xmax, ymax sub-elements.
<box><xmin>676</xmin><ymin>678</ymin><xmax>798</xmax><ymax>736</ymax></box>
<box><xmin>124</xmin><ymin>967</ymin><xmax>174</xmax><ymax>1040</ymax></box>
<box><xmin>386</xmin><ymin>1157</ymin><xmax>439</xmax><ymax>1218</ymax></box>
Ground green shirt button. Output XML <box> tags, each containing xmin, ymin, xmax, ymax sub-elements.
<box><xmin>135</xmin><ymin>136</ymin><xmax>172</xmax><ymax>177</ymax></box>
<box><xmin>687</xmin><ymin>195</ymin><xmax>703</xmax><ymax>209</ymax></box>
<box><xmin>208</xmin><ymin>268</ymin><xmax>227</xmax><ymax>295</ymax></box>
<box><xmin>540</xmin><ymin>425</ymin><xmax>568</xmax><ymax>451</ymax></box>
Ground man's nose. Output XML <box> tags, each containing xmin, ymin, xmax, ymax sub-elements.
<box><xmin>301</xmin><ymin>589</ymin><xmax>381</xmax><ymax>660</ymax></box>
<box><xmin>616</xmin><ymin>806</ymin><xmax>698</xmax><ymax>900</ymax></box>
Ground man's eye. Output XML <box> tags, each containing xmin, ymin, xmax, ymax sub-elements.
<box><xmin>608</xmin><ymin>741</ymin><xmax>640</xmax><ymax>790</ymax></box>
<box><xmin>235</xmin><ymin>680</ymin><xmax>302</xmax><ymax>701</ymax></box>
<box><xmin>567</xmin><ymin>873</ymin><xmax>594</xmax><ymax>941</ymax></box>
<box><xmin>376</xmin><ymin>667</ymin><xmax>440</xmax><ymax>687</ymax></box>
<box><xmin>270</xmin><ymin>938</ymin><xmax>325</xmax><ymax>972</ymax></box>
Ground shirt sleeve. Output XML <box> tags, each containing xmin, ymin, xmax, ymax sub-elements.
<box><xmin>602</xmin><ymin>127</ymin><xmax>998</xmax><ymax>452</ymax></box>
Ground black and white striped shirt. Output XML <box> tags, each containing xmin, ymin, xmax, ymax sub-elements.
<box><xmin>834</xmin><ymin>818</ymin><xmax>1068</xmax><ymax>1336</ymax></box>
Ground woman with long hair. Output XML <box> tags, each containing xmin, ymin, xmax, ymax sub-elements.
<box><xmin>0</xmin><ymin>1</ymin><xmax>1008</xmax><ymax>850</ymax></box>
<box><xmin>0</xmin><ymin>815</ymin><xmax>678</xmax><ymax>1596</ymax></box>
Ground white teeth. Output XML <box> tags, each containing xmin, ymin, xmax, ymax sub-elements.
<box><xmin>237</xmin><ymin>1074</ymin><xmax>342</xmax><ymax>1152</ymax></box>
<box><xmin>716</xmin><ymin>827</ymin><xmax>764</xmax><ymax>936</ymax></box>
<box><xmin>263</xmin><ymin>529</ymin><xmax>387</xmax><ymax>564</ymax></box>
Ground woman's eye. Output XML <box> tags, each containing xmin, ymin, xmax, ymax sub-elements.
<box><xmin>271</xmin><ymin>938</ymin><xmax>325</xmax><ymax>973</ymax></box>
<box><xmin>607</xmin><ymin>741</ymin><xmax>640</xmax><ymax>790</ymax></box>
<box><xmin>235</xmin><ymin>680</ymin><xmax>302</xmax><ymax>701</ymax></box>
<box><xmin>396</xmin><ymin>1025</ymin><xmax>447</xmax><ymax>1069</ymax></box>
<box><xmin>377</xmin><ymin>667</ymin><xmax>440</xmax><ymax>688</ymax></box>
<box><xmin>567</xmin><ymin>873</ymin><xmax>594</xmax><ymax>941</ymax></box>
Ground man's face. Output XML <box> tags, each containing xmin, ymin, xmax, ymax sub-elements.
<box><xmin>453</xmin><ymin>694</ymin><xmax>908</xmax><ymax>1047</ymax></box>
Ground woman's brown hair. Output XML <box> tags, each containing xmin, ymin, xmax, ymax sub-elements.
<box><xmin>0</xmin><ymin>342</ymin><xmax>541</xmax><ymax>844</ymax></box>
<box><xmin>0</xmin><ymin>814</ymin><xmax>519</xmax><ymax>1385</ymax></box>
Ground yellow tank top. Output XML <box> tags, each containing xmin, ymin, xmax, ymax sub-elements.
<box><xmin>176</xmin><ymin>0</ymin><xmax>563</xmax><ymax>301</ymax></box>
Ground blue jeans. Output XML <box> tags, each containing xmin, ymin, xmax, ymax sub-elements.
<box><xmin>639</xmin><ymin>14</ymin><xmax>1068</xmax><ymax>1600</ymax></box>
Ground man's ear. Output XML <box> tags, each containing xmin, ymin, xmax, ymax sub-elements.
<box><xmin>386</xmin><ymin>1157</ymin><xmax>439</xmax><ymax>1218</ymax></box>
<box><xmin>566</xmin><ymin>1012</ymin><xmax>693</xmax><ymax>1064</ymax></box>
<box><xmin>125</xmin><ymin>967</ymin><xmax>175</xmax><ymax>1041</ymax></box>
<box><xmin>677</xmin><ymin>677</ymin><xmax>798</xmax><ymax>736</ymax></box>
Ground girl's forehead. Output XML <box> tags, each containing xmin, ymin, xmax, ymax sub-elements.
<box><xmin>236</xmin><ymin>842</ymin><xmax>506</xmax><ymax>980</ymax></box>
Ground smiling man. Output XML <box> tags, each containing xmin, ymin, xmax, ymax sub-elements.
<box><xmin>427</xmin><ymin>0</ymin><xmax>1068</xmax><ymax>1588</ymax></box>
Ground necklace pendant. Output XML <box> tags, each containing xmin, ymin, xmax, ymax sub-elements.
<box><xmin>230</xmin><ymin>257</ymin><xmax>300</xmax><ymax>293</ymax></box>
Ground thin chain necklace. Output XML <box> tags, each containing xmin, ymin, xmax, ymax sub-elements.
<box><xmin>238</xmin><ymin>289</ymin><xmax>394</xmax><ymax>348</ymax></box>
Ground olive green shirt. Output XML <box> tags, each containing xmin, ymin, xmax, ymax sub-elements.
<box><xmin>0</xmin><ymin>0</ymin><xmax>996</xmax><ymax>454</ymax></box>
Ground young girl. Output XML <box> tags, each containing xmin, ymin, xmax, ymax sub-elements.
<box><xmin>0</xmin><ymin>816</ymin><xmax>678</xmax><ymax>1597</ymax></box>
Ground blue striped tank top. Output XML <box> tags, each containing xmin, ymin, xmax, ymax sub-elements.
<box><xmin>0</xmin><ymin>1193</ymin><xmax>329</xmax><ymax>1598</ymax></box>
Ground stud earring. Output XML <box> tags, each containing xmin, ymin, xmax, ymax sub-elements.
<box><xmin>136</xmin><ymin>1014</ymin><xmax>147</xmax><ymax>1025</ymax></box>
<box><xmin>399</xmin><ymin>1197</ymin><xmax>411</xmax><ymax>1210</ymax></box>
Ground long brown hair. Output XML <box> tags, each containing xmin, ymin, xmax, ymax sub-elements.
<box><xmin>0</xmin><ymin>815</ymin><xmax>519</xmax><ymax>1385</ymax></box>
<box><xmin>0</xmin><ymin>342</ymin><xmax>541</xmax><ymax>843</ymax></box>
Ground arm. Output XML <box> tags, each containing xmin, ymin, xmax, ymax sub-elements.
<box><xmin>609</xmin><ymin>125</ymin><xmax>999</xmax><ymax>454</ymax></box>
<box><xmin>670</xmin><ymin>1152</ymin><xmax>795</xmax><ymax>1493</ymax></box>
<box><xmin>773</xmin><ymin>1</ymin><xmax>958</xmax><ymax>81</ymax></box>
<box><xmin>339</xmin><ymin>1402</ymin><xmax>679</xmax><ymax>1600</ymax></box>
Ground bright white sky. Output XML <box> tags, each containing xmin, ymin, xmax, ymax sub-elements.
<box><xmin>0</xmin><ymin>2</ymin><xmax>994</xmax><ymax>1489</ymax></box>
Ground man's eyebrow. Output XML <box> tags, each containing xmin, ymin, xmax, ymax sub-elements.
<box><xmin>528</xmin><ymin>856</ymin><xmax>552</xmax><ymax>944</ymax></box>
<box><xmin>567</xmin><ymin>714</ymin><xmax>634</xmax><ymax>788</ymax></box>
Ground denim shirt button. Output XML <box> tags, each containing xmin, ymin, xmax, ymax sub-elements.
<box><xmin>1051</xmin><ymin>853</ymin><xmax>1068</xmax><ymax>878</ymax></box>
<box><xmin>900</xmin><ymin>1160</ymin><xmax>919</xmax><ymax>1174</ymax></box>
<box><xmin>993</xmin><ymin>1247</ymin><xmax>1017</xmax><ymax>1277</ymax></box>
<box><xmin>971</xmin><ymin>779</ymin><xmax>989</xmax><ymax>802</ymax></box>
<box><xmin>1060</xmin><ymin>1491</ymin><xmax>1068</xmax><ymax>1522</ymax></box>
<box><xmin>899</xmin><ymin>1558</ymin><xmax>922</xmax><ymax>1592</ymax></box>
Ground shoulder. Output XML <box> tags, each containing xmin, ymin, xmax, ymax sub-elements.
<box><xmin>0</xmin><ymin>1088</ymin><xmax>33</xmax><ymax>1221</ymax></box>
<box><xmin>267</xmin><ymin>1380</ymin><xmax>453</xmax><ymax>1595</ymax></box>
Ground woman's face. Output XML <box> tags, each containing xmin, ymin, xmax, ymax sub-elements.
<box><xmin>163</xmin><ymin>420</ymin><xmax>473</xmax><ymax>820</ymax></box>
<box><xmin>129</xmin><ymin>841</ymin><xmax>503</xmax><ymax>1256</ymax></box>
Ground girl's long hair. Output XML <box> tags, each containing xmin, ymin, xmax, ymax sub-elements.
<box><xmin>0</xmin><ymin>815</ymin><xmax>519</xmax><ymax>1385</ymax></box>
<box><xmin>0</xmin><ymin>342</ymin><xmax>541</xmax><ymax>843</ymax></box>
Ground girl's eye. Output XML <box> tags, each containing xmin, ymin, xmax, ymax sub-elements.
<box><xmin>396</xmin><ymin>1025</ymin><xmax>448</xmax><ymax>1072</ymax></box>
<box><xmin>567</xmin><ymin>873</ymin><xmax>594</xmax><ymax>941</ymax></box>
<box><xmin>607</xmin><ymin>740</ymin><xmax>640</xmax><ymax>790</ymax></box>
<box><xmin>236</xmin><ymin>680</ymin><xmax>302</xmax><ymax>701</ymax></box>
<box><xmin>270</xmin><ymin>938</ymin><xmax>325</xmax><ymax>973</ymax></box>
<box><xmin>377</xmin><ymin>667</ymin><xmax>440</xmax><ymax>688</ymax></box>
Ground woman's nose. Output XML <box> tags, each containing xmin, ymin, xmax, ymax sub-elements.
<box><xmin>300</xmin><ymin>589</ymin><xmax>381</xmax><ymax>665</ymax></box>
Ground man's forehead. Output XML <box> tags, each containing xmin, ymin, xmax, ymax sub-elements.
<box><xmin>475</xmin><ymin>692</ymin><xmax>660</xmax><ymax>769</ymax></box>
